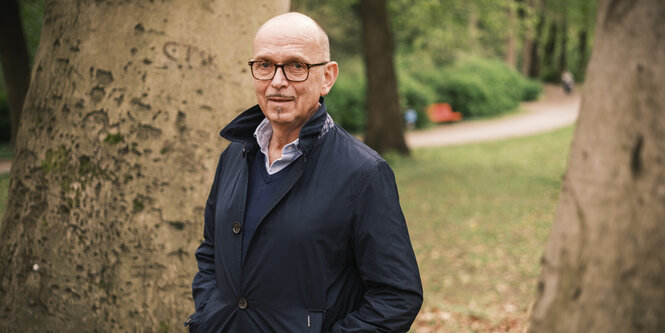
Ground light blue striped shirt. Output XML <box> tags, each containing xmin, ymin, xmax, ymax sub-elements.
<box><xmin>253</xmin><ymin>114</ymin><xmax>334</xmax><ymax>175</ymax></box>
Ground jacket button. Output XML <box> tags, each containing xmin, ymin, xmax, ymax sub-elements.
<box><xmin>232</xmin><ymin>222</ymin><xmax>242</xmax><ymax>234</ymax></box>
<box><xmin>238</xmin><ymin>298</ymin><xmax>248</xmax><ymax>309</ymax></box>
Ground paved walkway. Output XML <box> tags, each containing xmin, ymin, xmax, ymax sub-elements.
<box><xmin>406</xmin><ymin>84</ymin><xmax>580</xmax><ymax>148</ymax></box>
<box><xmin>0</xmin><ymin>85</ymin><xmax>580</xmax><ymax>176</ymax></box>
<box><xmin>0</xmin><ymin>160</ymin><xmax>9</xmax><ymax>175</ymax></box>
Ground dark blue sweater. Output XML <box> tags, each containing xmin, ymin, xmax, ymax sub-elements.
<box><xmin>242</xmin><ymin>149</ymin><xmax>295</xmax><ymax>260</ymax></box>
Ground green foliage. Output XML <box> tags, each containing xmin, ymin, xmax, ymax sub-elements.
<box><xmin>325</xmin><ymin>59</ymin><xmax>367</xmax><ymax>133</ymax></box>
<box><xmin>397</xmin><ymin>70</ymin><xmax>436</xmax><ymax>128</ymax></box>
<box><xmin>407</xmin><ymin>57</ymin><xmax>541</xmax><ymax>118</ymax></box>
<box><xmin>324</xmin><ymin>56</ymin><xmax>540</xmax><ymax>132</ymax></box>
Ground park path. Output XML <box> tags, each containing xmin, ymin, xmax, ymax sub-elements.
<box><xmin>406</xmin><ymin>84</ymin><xmax>581</xmax><ymax>148</ymax></box>
<box><xmin>0</xmin><ymin>85</ymin><xmax>580</xmax><ymax>176</ymax></box>
<box><xmin>0</xmin><ymin>160</ymin><xmax>9</xmax><ymax>175</ymax></box>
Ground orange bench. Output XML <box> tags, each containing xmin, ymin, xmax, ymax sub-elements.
<box><xmin>426</xmin><ymin>103</ymin><xmax>463</xmax><ymax>123</ymax></box>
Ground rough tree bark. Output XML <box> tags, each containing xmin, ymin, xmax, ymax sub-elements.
<box><xmin>528</xmin><ymin>1</ymin><xmax>545</xmax><ymax>78</ymax></box>
<box><xmin>0</xmin><ymin>0</ymin><xmax>287</xmax><ymax>331</ymax></box>
<box><xmin>558</xmin><ymin>6</ymin><xmax>568</xmax><ymax>72</ymax></box>
<box><xmin>543</xmin><ymin>21</ymin><xmax>558</xmax><ymax>75</ymax></box>
<box><xmin>0</xmin><ymin>0</ymin><xmax>31</xmax><ymax>150</ymax></box>
<box><xmin>576</xmin><ymin>1</ymin><xmax>591</xmax><ymax>81</ymax></box>
<box><xmin>529</xmin><ymin>0</ymin><xmax>665</xmax><ymax>331</ymax></box>
<box><xmin>519</xmin><ymin>0</ymin><xmax>536</xmax><ymax>75</ymax></box>
<box><xmin>504</xmin><ymin>2</ymin><xmax>517</xmax><ymax>69</ymax></box>
<box><xmin>360</xmin><ymin>0</ymin><xmax>409</xmax><ymax>155</ymax></box>
<box><xmin>576</xmin><ymin>29</ymin><xmax>588</xmax><ymax>79</ymax></box>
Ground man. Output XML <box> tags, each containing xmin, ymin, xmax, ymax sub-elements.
<box><xmin>186</xmin><ymin>12</ymin><xmax>422</xmax><ymax>332</ymax></box>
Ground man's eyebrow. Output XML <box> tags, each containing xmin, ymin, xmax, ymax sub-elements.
<box><xmin>252</xmin><ymin>55</ymin><xmax>309</xmax><ymax>63</ymax></box>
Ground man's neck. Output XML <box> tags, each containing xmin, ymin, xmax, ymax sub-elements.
<box><xmin>265</xmin><ymin>102</ymin><xmax>320</xmax><ymax>164</ymax></box>
<box><xmin>267</xmin><ymin>124</ymin><xmax>301</xmax><ymax>165</ymax></box>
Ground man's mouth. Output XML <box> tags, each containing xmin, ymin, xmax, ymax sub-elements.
<box><xmin>267</xmin><ymin>95</ymin><xmax>295</xmax><ymax>102</ymax></box>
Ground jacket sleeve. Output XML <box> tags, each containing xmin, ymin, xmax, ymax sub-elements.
<box><xmin>331</xmin><ymin>161</ymin><xmax>423</xmax><ymax>332</ymax></box>
<box><xmin>191</xmin><ymin>150</ymin><xmax>226</xmax><ymax>312</ymax></box>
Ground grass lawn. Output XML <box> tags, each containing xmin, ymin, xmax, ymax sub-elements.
<box><xmin>0</xmin><ymin>127</ymin><xmax>573</xmax><ymax>331</ymax></box>
<box><xmin>389</xmin><ymin>126</ymin><xmax>575</xmax><ymax>332</ymax></box>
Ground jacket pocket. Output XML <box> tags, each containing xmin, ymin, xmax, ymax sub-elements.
<box><xmin>307</xmin><ymin>310</ymin><xmax>324</xmax><ymax>333</ymax></box>
<box><xmin>185</xmin><ymin>287</ymin><xmax>220</xmax><ymax>331</ymax></box>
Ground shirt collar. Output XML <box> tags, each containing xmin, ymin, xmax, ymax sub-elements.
<box><xmin>253</xmin><ymin>118</ymin><xmax>302</xmax><ymax>174</ymax></box>
<box><xmin>253</xmin><ymin>118</ymin><xmax>301</xmax><ymax>154</ymax></box>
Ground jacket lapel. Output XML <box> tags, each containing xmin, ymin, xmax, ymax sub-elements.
<box><xmin>256</xmin><ymin>155</ymin><xmax>306</xmax><ymax>227</ymax></box>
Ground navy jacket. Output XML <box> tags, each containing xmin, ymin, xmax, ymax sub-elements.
<box><xmin>187</xmin><ymin>100</ymin><xmax>423</xmax><ymax>332</ymax></box>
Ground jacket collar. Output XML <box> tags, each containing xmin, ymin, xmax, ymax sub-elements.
<box><xmin>220</xmin><ymin>97</ymin><xmax>329</xmax><ymax>155</ymax></box>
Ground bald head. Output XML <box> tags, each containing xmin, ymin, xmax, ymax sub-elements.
<box><xmin>254</xmin><ymin>12</ymin><xmax>330</xmax><ymax>61</ymax></box>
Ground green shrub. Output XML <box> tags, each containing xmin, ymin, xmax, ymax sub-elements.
<box><xmin>398</xmin><ymin>72</ymin><xmax>435</xmax><ymax>128</ymax></box>
<box><xmin>324</xmin><ymin>56</ymin><xmax>541</xmax><ymax>132</ymax></box>
<box><xmin>326</xmin><ymin>65</ymin><xmax>366</xmax><ymax>133</ymax></box>
<box><xmin>411</xmin><ymin>56</ymin><xmax>542</xmax><ymax>118</ymax></box>
<box><xmin>521</xmin><ymin>79</ymin><xmax>542</xmax><ymax>101</ymax></box>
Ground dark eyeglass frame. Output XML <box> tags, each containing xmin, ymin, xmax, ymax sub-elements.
<box><xmin>248</xmin><ymin>60</ymin><xmax>329</xmax><ymax>82</ymax></box>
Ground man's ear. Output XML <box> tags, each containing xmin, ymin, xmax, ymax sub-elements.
<box><xmin>320</xmin><ymin>61</ymin><xmax>339</xmax><ymax>96</ymax></box>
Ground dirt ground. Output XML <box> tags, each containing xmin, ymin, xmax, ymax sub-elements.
<box><xmin>0</xmin><ymin>160</ymin><xmax>10</xmax><ymax>175</ymax></box>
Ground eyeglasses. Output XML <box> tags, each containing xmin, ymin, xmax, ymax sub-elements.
<box><xmin>248</xmin><ymin>60</ymin><xmax>328</xmax><ymax>82</ymax></box>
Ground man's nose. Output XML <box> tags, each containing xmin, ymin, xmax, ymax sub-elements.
<box><xmin>271</xmin><ymin>66</ymin><xmax>289</xmax><ymax>88</ymax></box>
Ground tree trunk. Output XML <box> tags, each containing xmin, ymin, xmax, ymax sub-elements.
<box><xmin>504</xmin><ymin>3</ymin><xmax>517</xmax><ymax>69</ymax></box>
<box><xmin>0</xmin><ymin>0</ymin><xmax>31</xmax><ymax>151</ymax></box>
<box><xmin>558</xmin><ymin>9</ymin><xmax>568</xmax><ymax>72</ymax></box>
<box><xmin>576</xmin><ymin>29</ymin><xmax>588</xmax><ymax>80</ymax></box>
<box><xmin>543</xmin><ymin>21</ymin><xmax>558</xmax><ymax>72</ymax></box>
<box><xmin>360</xmin><ymin>0</ymin><xmax>409</xmax><ymax>155</ymax></box>
<box><xmin>528</xmin><ymin>2</ymin><xmax>545</xmax><ymax>78</ymax></box>
<box><xmin>0</xmin><ymin>0</ymin><xmax>288</xmax><ymax>331</ymax></box>
<box><xmin>576</xmin><ymin>1</ymin><xmax>591</xmax><ymax>81</ymax></box>
<box><xmin>529</xmin><ymin>0</ymin><xmax>665</xmax><ymax>331</ymax></box>
<box><xmin>520</xmin><ymin>0</ymin><xmax>536</xmax><ymax>75</ymax></box>
<box><xmin>469</xmin><ymin>4</ymin><xmax>480</xmax><ymax>52</ymax></box>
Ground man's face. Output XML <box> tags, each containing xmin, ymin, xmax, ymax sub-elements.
<box><xmin>252</xmin><ymin>26</ymin><xmax>336</xmax><ymax>131</ymax></box>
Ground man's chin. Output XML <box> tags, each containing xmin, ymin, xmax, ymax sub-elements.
<box><xmin>265</xmin><ymin>109</ymin><xmax>295</xmax><ymax>124</ymax></box>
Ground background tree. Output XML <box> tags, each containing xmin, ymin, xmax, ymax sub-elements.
<box><xmin>0</xmin><ymin>0</ymin><xmax>31</xmax><ymax>150</ymax></box>
<box><xmin>527</xmin><ymin>0</ymin><xmax>545</xmax><ymax>78</ymax></box>
<box><xmin>504</xmin><ymin>1</ymin><xmax>517</xmax><ymax>69</ymax></box>
<box><xmin>360</xmin><ymin>0</ymin><xmax>408</xmax><ymax>155</ymax></box>
<box><xmin>557</xmin><ymin>0</ymin><xmax>568</xmax><ymax>73</ymax></box>
<box><xmin>0</xmin><ymin>0</ymin><xmax>287</xmax><ymax>331</ymax></box>
<box><xmin>529</xmin><ymin>0</ymin><xmax>665</xmax><ymax>331</ymax></box>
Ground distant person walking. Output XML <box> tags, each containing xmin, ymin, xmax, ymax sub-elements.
<box><xmin>561</xmin><ymin>70</ymin><xmax>575</xmax><ymax>95</ymax></box>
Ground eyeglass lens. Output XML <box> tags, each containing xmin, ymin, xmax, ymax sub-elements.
<box><xmin>251</xmin><ymin>61</ymin><xmax>309</xmax><ymax>81</ymax></box>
